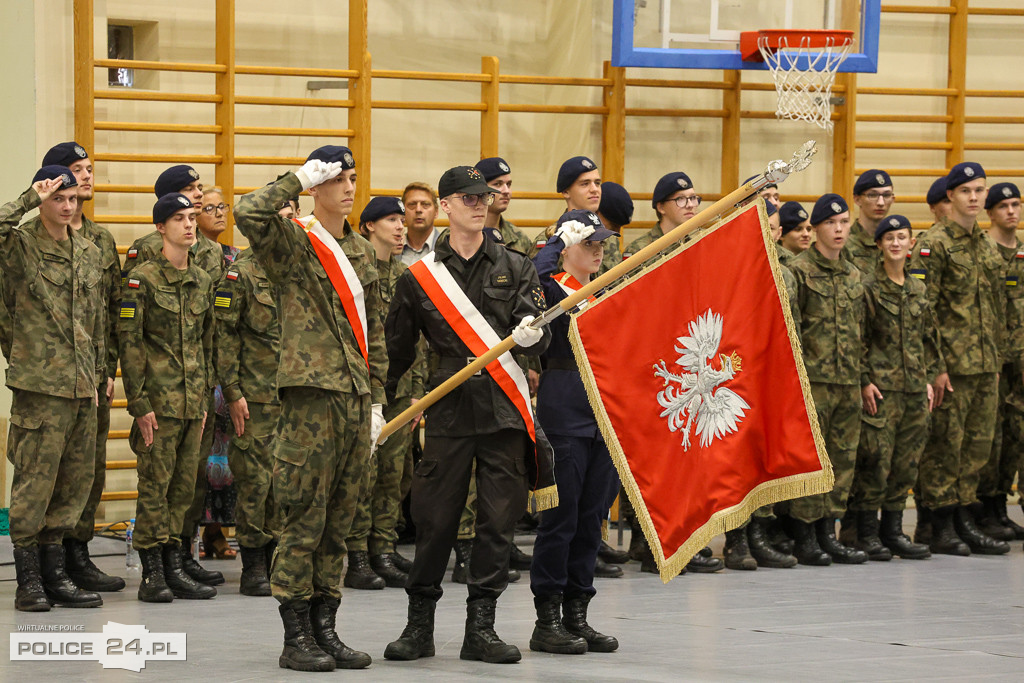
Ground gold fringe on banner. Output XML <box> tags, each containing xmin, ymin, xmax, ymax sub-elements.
<box><xmin>528</xmin><ymin>485</ymin><xmax>560</xmax><ymax>514</ymax></box>
<box><xmin>568</xmin><ymin>202</ymin><xmax>834</xmax><ymax>583</ymax></box>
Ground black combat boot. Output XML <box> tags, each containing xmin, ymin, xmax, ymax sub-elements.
<box><xmin>179</xmin><ymin>536</ymin><xmax>224</xmax><ymax>586</ymax></box>
<box><xmin>724</xmin><ymin>528</ymin><xmax>757</xmax><ymax>570</ymax></box>
<box><xmin>913</xmin><ymin>506</ymin><xmax>932</xmax><ymax>545</ymax></box>
<box><xmin>278</xmin><ymin>600</ymin><xmax>336</xmax><ymax>672</ymax></box>
<box><xmin>460</xmin><ymin>598</ymin><xmax>521</xmax><ymax>663</ymax></box>
<box><xmin>879</xmin><ymin>510</ymin><xmax>930</xmax><ymax>559</ymax></box>
<box><xmin>838</xmin><ymin>512</ymin><xmax>857</xmax><ymax>547</ymax></box>
<box><xmin>239</xmin><ymin>546</ymin><xmax>272</xmax><ymax>596</ymax></box>
<box><xmin>787</xmin><ymin>518</ymin><xmax>831</xmax><ymax>566</ymax></box>
<box><xmin>137</xmin><ymin>546</ymin><xmax>173</xmax><ymax>603</ymax></box>
<box><xmin>451</xmin><ymin>539</ymin><xmax>472</xmax><ymax>584</ymax></box>
<box><xmin>929</xmin><ymin>505</ymin><xmax>970</xmax><ymax>556</ymax></box>
<box><xmin>370</xmin><ymin>553</ymin><xmax>409</xmax><ymax>588</ymax></box>
<box><xmin>627</xmin><ymin>526</ymin><xmax>647</xmax><ymax>562</ymax></box>
<box><xmin>976</xmin><ymin>496</ymin><xmax>1015</xmax><ymax>541</ymax></box>
<box><xmin>563</xmin><ymin>593</ymin><xmax>619</xmax><ymax>652</ymax></box>
<box><xmin>162</xmin><ymin>543</ymin><xmax>217</xmax><ymax>599</ymax></box>
<box><xmin>384</xmin><ymin>595</ymin><xmax>436</xmax><ymax>660</ymax></box>
<box><xmin>747</xmin><ymin>518</ymin><xmax>797</xmax><ymax>568</ymax></box>
<box><xmin>598</xmin><ymin>540</ymin><xmax>630</xmax><ymax>564</ymax></box>
<box><xmin>529</xmin><ymin>594</ymin><xmax>587</xmax><ymax>654</ymax></box>
<box><xmin>264</xmin><ymin>539</ymin><xmax>278</xmax><ymax>570</ymax></box>
<box><xmin>39</xmin><ymin>544</ymin><xmax>103</xmax><ymax>607</ymax></box>
<box><xmin>510</xmin><ymin>544</ymin><xmax>533</xmax><ymax>570</ymax></box>
<box><xmin>954</xmin><ymin>506</ymin><xmax>1010</xmax><ymax>555</ymax></box>
<box><xmin>344</xmin><ymin>550</ymin><xmax>385</xmax><ymax>590</ymax></box>
<box><xmin>854</xmin><ymin>510</ymin><xmax>892</xmax><ymax>561</ymax></box>
<box><xmin>14</xmin><ymin>546</ymin><xmax>50</xmax><ymax>612</ymax></box>
<box><xmin>63</xmin><ymin>539</ymin><xmax>125</xmax><ymax>592</ymax></box>
<box><xmin>389</xmin><ymin>549</ymin><xmax>412</xmax><ymax>573</ymax></box>
<box><xmin>767</xmin><ymin>516</ymin><xmax>796</xmax><ymax>555</ymax></box>
<box><xmin>815</xmin><ymin>518</ymin><xmax>868</xmax><ymax>564</ymax></box>
<box><xmin>993</xmin><ymin>494</ymin><xmax>1024</xmax><ymax>539</ymax></box>
<box><xmin>594</xmin><ymin>556</ymin><xmax>624</xmax><ymax>578</ymax></box>
<box><xmin>686</xmin><ymin>547</ymin><xmax>724</xmax><ymax>573</ymax></box>
<box><xmin>309</xmin><ymin>594</ymin><xmax>372</xmax><ymax>669</ymax></box>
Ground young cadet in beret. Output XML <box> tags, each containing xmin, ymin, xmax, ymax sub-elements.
<box><xmin>844</xmin><ymin>169</ymin><xmax>896</xmax><ymax>275</ymax></box>
<box><xmin>786</xmin><ymin>193</ymin><xmax>869</xmax><ymax>567</ymax></box>
<box><xmin>476</xmin><ymin>157</ymin><xmax>532</xmax><ymax>254</ymax></box>
<box><xmin>975</xmin><ymin>182</ymin><xmax>1024</xmax><ymax>540</ymax></box>
<box><xmin>346</xmin><ymin>196</ymin><xmax>423</xmax><ymax>591</ymax></box>
<box><xmin>529</xmin><ymin>156</ymin><xmax>603</xmax><ymax>258</ymax></box>
<box><xmin>778</xmin><ymin>201</ymin><xmax>813</xmax><ymax>263</ymax></box>
<box><xmin>623</xmin><ymin>171</ymin><xmax>701</xmax><ymax>260</ymax></box>
<box><xmin>528</xmin><ymin>209</ymin><xmax>619</xmax><ymax>655</ymax></box>
<box><xmin>40</xmin><ymin>142</ymin><xmax>126</xmax><ymax>593</ymax></box>
<box><xmin>1</xmin><ymin>166</ymin><xmax>107</xmax><ymax>611</ymax></box>
<box><xmin>595</xmin><ymin>180</ymin><xmax>631</xmax><ymax>276</ymax></box>
<box><xmin>235</xmin><ymin>145</ymin><xmax>386</xmax><ymax>672</ymax></box>
<box><xmin>118</xmin><ymin>193</ymin><xmax>216</xmax><ymax>603</ymax></box>
<box><xmin>760</xmin><ymin>179</ymin><xmax>781</xmax><ymax>209</ymax></box>
<box><xmin>926</xmin><ymin>176</ymin><xmax>952</xmax><ymax>227</ymax></box>
<box><xmin>847</xmin><ymin>215</ymin><xmax>941</xmax><ymax>561</ymax></box>
<box><xmin>908</xmin><ymin>162</ymin><xmax>1012</xmax><ymax>556</ymax></box>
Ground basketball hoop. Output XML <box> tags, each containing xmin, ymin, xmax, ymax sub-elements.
<box><xmin>740</xmin><ymin>30</ymin><xmax>854</xmax><ymax>133</ymax></box>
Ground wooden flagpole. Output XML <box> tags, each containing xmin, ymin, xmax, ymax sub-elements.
<box><xmin>378</xmin><ymin>141</ymin><xmax>818</xmax><ymax>441</ymax></box>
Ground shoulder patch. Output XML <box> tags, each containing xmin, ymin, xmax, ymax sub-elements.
<box><xmin>127</xmin><ymin>278</ymin><xmax>140</xmax><ymax>289</ymax></box>
<box><xmin>1007</xmin><ymin>275</ymin><xmax>1019</xmax><ymax>287</ymax></box>
<box><xmin>126</xmin><ymin>248</ymin><xmax>138</xmax><ymax>259</ymax></box>
<box><xmin>918</xmin><ymin>248</ymin><xmax>931</xmax><ymax>257</ymax></box>
<box><xmin>225</xmin><ymin>270</ymin><xmax>239</xmax><ymax>281</ymax></box>
<box><xmin>119</xmin><ymin>302</ymin><xmax>137</xmax><ymax>318</ymax></box>
<box><xmin>622</xmin><ymin>252</ymin><xmax>633</xmax><ymax>259</ymax></box>
<box><xmin>910</xmin><ymin>268</ymin><xmax>927</xmax><ymax>281</ymax></box>
<box><xmin>1016</xmin><ymin>251</ymin><xmax>1024</xmax><ymax>259</ymax></box>
<box><xmin>531</xmin><ymin>285</ymin><xmax>546</xmax><ymax>309</ymax></box>
<box><xmin>214</xmin><ymin>290</ymin><xmax>233</xmax><ymax>308</ymax></box>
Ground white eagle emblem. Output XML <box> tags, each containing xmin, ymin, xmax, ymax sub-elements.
<box><xmin>653</xmin><ymin>309</ymin><xmax>749</xmax><ymax>451</ymax></box>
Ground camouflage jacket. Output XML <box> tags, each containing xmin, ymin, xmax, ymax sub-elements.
<box><xmin>378</xmin><ymin>255</ymin><xmax>425</xmax><ymax>401</ymax></box>
<box><xmin>494</xmin><ymin>216</ymin><xmax>533</xmax><ymax>255</ymax></box>
<box><xmin>0</xmin><ymin>188</ymin><xmax>106</xmax><ymax>398</ymax></box>
<box><xmin>0</xmin><ymin>274</ymin><xmax>10</xmax><ymax>361</ymax></box>
<box><xmin>789</xmin><ymin>245</ymin><xmax>865</xmax><ymax>385</ymax></box>
<box><xmin>861</xmin><ymin>263</ymin><xmax>945</xmax><ymax>392</ymax></box>
<box><xmin>124</xmin><ymin>229</ymin><xmax>225</xmax><ymax>286</ymax></box>
<box><xmin>234</xmin><ymin>173</ymin><xmax>387</xmax><ymax>404</ymax></box>
<box><xmin>79</xmin><ymin>216</ymin><xmax>121</xmax><ymax>378</ymax></box>
<box><xmin>908</xmin><ymin>217</ymin><xmax>1008</xmax><ymax>374</ymax></box>
<box><xmin>841</xmin><ymin>220</ymin><xmax>879</xmax><ymax>275</ymax></box>
<box><xmin>214</xmin><ymin>249</ymin><xmax>280</xmax><ymax>405</ymax></box>
<box><xmin>117</xmin><ymin>253</ymin><xmax>214</xmax><ymax>418</ymax></box>
<box><xmin>622</xmin><ymin>224</ymin><xmax>664</xmax><ymax>260</ymax></box>
<box><xmin>777</xmin><ymin>243</ymin><xmax>796</xmax><ymax>267</ymax></box>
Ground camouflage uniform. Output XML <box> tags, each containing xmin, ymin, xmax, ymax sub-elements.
<box><xmin>622</xmin><ymin>224</ymin><xmax>664</xmax><ymax>260</ymax></box>
<box><xmin>849</xmin><ymin>263</ymin><xmax>945</xmax><ymax>512</ymax></box>
<box><xmin>0</xmin><ymin>275</ymin><xmax>11</xmax><ymax>360</ymax></box>
<box><xmin>788</xmin><ymin>246</ymin><xmax>865</xmax><ymax>523</ymax></box>
<box><xmin>598</xmin><ymin>234</ymin><xmax>622</xmax><ymax>277</ymax></box>
<box><xmin>495</xmin><ymin>216</ymin><xmax>532</xmax><ymax>255</ymax></box>
<box><xmin>69</xmin><ymin>217</ymin><xmax>122</xmax><ymax>543</ymax></box>
<box><xmin>215</xmin><ymin>249</ymin><xmax>281</xmax><ymax>549</ymax></box>
<box><xmin>842</xmin><ymin>220</ymin><xmax>880</xmax><ymax>275</ymax></box>
<box><xmin>909</xmin><ymin>218</ymin><xmax>1007</xmax><ymax>509</ymax></box>
<box><xmin>1</xmin><ymin>189</ymin><xmax>106</xmax><ymax>548</ymax></box>
<box><xmin>979</xmin><ymin>240</ymin><xmax>1024</xmax><ymax>498</ymax></box>
<box><xmin>118</xmin><ymin>254</ymin><xmax>214</xmax><ymax>549</ymax></box>
<box><xmin>234</xmin><ymin>173</ymin><xmax>387</xmax><ymax>603</ymax></box>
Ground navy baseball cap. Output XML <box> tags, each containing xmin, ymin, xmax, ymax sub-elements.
<box><xmin>556</xmin><ymin>209</ymin><xmax>616</xmax><ymax>242</ymax></box>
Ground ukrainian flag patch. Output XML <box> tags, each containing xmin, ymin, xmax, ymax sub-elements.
<box><xmin>1007</xmin><ymin>275</ymin><xmax>1019</xmax><ymax>287</ymax></box>
<box><xmin>214</xmin><ymin>291</ymin><xmax>233</xmax><ymax>308</ymax></box>
<box><xmin>910</xmin><ymin>268</ymin><xmax>927</xmax><ymax>281</ymax></box>
<box><xmin>119</xmin><ymin>302</ymin><xmax>136</xmax><ymax>318</ymax></box>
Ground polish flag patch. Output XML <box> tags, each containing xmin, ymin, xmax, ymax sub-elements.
<box><xmin>919</xmin><ymin>248</ymin><xmax>931</xmax><ymax>257</ymax></box>
<box><xmin>226</xmin><ymin>270</ymin><xmax>239</xmax><ymax>281</ymax></box>
<box><xmin>127</xmin><ymin>278</ymin><xmax>140</xmax><ymax>289</ymax></box>
<box><xmin>127</xmin><ymin>248</ymin><xmax>138</xmax><ymax>259</ymax></box>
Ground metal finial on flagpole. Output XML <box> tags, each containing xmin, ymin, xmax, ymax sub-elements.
<box><xmin>749</xmin><ymin>140</ymin><xmax>818</xmax><ymax>191</ymax></box>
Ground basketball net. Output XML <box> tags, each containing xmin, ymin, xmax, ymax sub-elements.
<box><xmin>758</xmin><ymin>34</ymin><xmax>853</xmax><ymax>134</ymax></box>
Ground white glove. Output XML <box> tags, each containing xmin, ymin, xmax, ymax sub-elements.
<box><xmin>295</xmin><ymin>159</ymin><xmax>343</xmax><ymax>190</ymax></box>
<box><xmin>554</xmin><ymin>220</ymin><xmax>595</xmax><ymax>249</ymax></box>
<box><xmin>370</xmin><ymin>403</ymin><xmax>386</xmax><ymax>451</ymax></box>
<box><xmin>512</xmin><ymin>316</ymin><xmax>544</xmax><ymax>348</ymax></box>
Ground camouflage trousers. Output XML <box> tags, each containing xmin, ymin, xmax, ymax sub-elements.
<box><xmin>849</xmin><ymin>390</ymin><xmax>929</xmax><ymax>512</ymax></box>
<box><xmin>227</xmin><ymin>400</ymin><xmax>280</xmax><ymax>549</ymax></box>
<box><xmin>270</xmin><ymin>387</ymin><xmax>371</xmax><ymax>603</ymax></box>
<box><xmin>7</xmin><ymin>389</ymin><xmax>97</xmax><ymax>548</ymax></box>
<box><xmin>978</xmin><ymin>368</ymin><xmax>1024</xmax><ymax>497</ymax></box>
<box><xmin>789</xmin><ymin>382</ymin><xmax>860</xmax><ymax>523</ymax></box>
<box><xmin>130</xmin><ymin>415</ymin><xmax>203</xmax><ymax>549</ymax></box>
<box><xmin>348</xmin><ymin>397</ymin><xmax>415</xmax><ymax>554</ymax></box>
<box><xmin>68</xmin><ymin>395</ymin><xmax>111</xmax><ymax>542</ymax></box>
<box><xmin>180</xmin><ymin>390</ymin><xmax>217</xmax><ymax>538</ymax></box>
<box><xmin>918</xmin><ymin>373</ymin><xmax>997</xmax><ymax>509</ymax></box>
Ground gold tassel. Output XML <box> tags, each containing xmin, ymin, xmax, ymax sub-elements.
<box><xmin>528</xmin><ymin>485</ymin><xmax>560</xmax><ymax>514</ymax></box>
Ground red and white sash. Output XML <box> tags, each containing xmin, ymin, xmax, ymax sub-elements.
<box><xmin>297</xmin><ymin>215</ymin><xmax>369</xmax><ymax>366</ymax></box>
<box><xmin>552</xmin><ymin>271</ymin><xmax>585</xmax><ymax>297</ymax></box>
<box><xmin>408</xmin><ymin>252</ymin><xmax>535</xmax><ymax>441</ymax></box>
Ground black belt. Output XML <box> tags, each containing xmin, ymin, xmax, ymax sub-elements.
<box><xmin>437</xmin><ymin>356</ymin><xmax>483</xmax><ymax>376</ymax></box>
<box><xmin>545</xmin><ymin>358</ymin><xmax>578</xmax><ymax>371</ymax></box>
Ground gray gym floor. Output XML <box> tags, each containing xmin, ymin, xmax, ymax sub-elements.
<box><xmin>2</xmin><ymin>508</ymin><xmax>1023</xmax><ymax>681</ymax></box>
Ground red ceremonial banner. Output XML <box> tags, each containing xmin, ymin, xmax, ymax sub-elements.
<box><xmin>569</xmin><ymin>203</ymin><xmax>833</xmax><ymax>581</ymax></box>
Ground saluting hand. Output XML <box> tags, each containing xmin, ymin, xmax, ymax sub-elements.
<box><xmin>229</xmin><ymin>397</ymin><xmax>250</xmax><ymax>436</ymax></box>
<box><xmin>32</xmin><ymin>177</ymin><xmax>65</xmax><ymax>202</ymax></box>
<box><xmin>137</xmin><ymin>412</ymin><xmax>159</xmax><ymax>448</ymax></box>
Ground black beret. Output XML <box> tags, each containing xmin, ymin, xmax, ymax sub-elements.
<box><xmin>438</xmin><ymin>166</ymin><xmax>496</xmax><ymax>198</ymax></box>
<box><xmin>556</xmin><ymin>156</ymin><xmax>598</xmax><ymax>193</ymax></box>
<box><xmin>598</xmin><ymin>181</ymin><xmax>633</xmax><ymax>228</ymax></box>
<box><xmin>305</xmin><ymin>145</ymin><xmax>355</xmax><ymax>170</ymax></box>
<box><xmin>42</xmin><ymin>141</ymin><xmax>89</xmax><ymax>167</ymax></box>
<box><xmin>810</xmin><ymin>193</ymin><xmax>849</xmax><ymax>225</ymax></box>
<box><xmin>779</xmin><ymin>201</ymin><xmax>809</xmax><ymax>235</ymax></box>
<box><xmin>946</xmin><ymin>162</ymin><xmax>985</xmax><ymax>190</ymax></box>
<box><xmin>474</xmin><ymin>157</ymin><xmax>511</xmax><ymax>182</ymax></box>
<box><xmin>652</xmin><ymin>171</ymin><xmax>693</xmax><ymax>208</ymax></box>
<box><xmin>985</xmin><ymin>182</ymin><xmax>1020</xmax><ymax>210</ymax></box>
<box><xmin>853</xmin><ymin>169</ymin><xmax>893</xmax><ymax>195</ymax></box>
<box><xmin>32</xmin><ymin>165</ymin><xmax>78</xmax><ymax>188</ymax></box>
<box><xmin>360</xmin><ymin>196</ymin><xmax>405</xmax><ymax>224</ymax></box>
<box><xmin>926</xmin><ymin>177</ymin><xmax>948</xmax><ymax>206</ymax></box>
<box><xmin>153</xmin><ymin>192</ymin><xmax>194</xmax><ymax>224</ymax></box>
<box><xmin>764</xmin><ymin>198</ymin><xmax>777</xmax><ymax>217</ymax></box>
<box><xmin>874</xmin><ymin>214</ymin><xmax>912</xmax><ymax>240</ymax></box>
<box><xmin>556</xmin><ymin>209</ymin><xmax>616</xmax><ymax>242</ymax></box>
<box><xmin>154</xmin><ymin>165</ymin><xmax>200</xmax><ymax>197</ymax></box>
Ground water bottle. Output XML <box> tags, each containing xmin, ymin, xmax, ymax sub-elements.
<box><xmin>125</xmin><ymin>518</ymin><xmax>141</xmax><ymax>579</ymax></box>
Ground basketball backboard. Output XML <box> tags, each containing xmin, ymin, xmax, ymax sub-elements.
<box><xmin>611</xmin><ymin>0</ymin><xmax>880</xmax><ymax>72</ymax></box>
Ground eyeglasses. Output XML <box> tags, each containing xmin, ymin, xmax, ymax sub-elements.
<box><xmin>452</xmin><ymin>193</ymin><xmax>495</xmax><ymax>207</ymax></box>
<box><xmin>201</xmin><ymin>203</ymin><xmax>230</xmax><ymax>214</ymax></box>
<box><xmin>863</xmin><ymin>192</ymin><xmax>895</xmax><ymax>202</ymax></box>
<box><xmin>670</xmin><ymin>195</ymin><xmax>702</xmax><ymax>208</ymax></box>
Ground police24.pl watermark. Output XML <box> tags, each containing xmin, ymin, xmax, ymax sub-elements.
<box><xmin>11</xmin><ymin>622</ymin><xmax>186</xmax><ymax>672</ymax></box>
